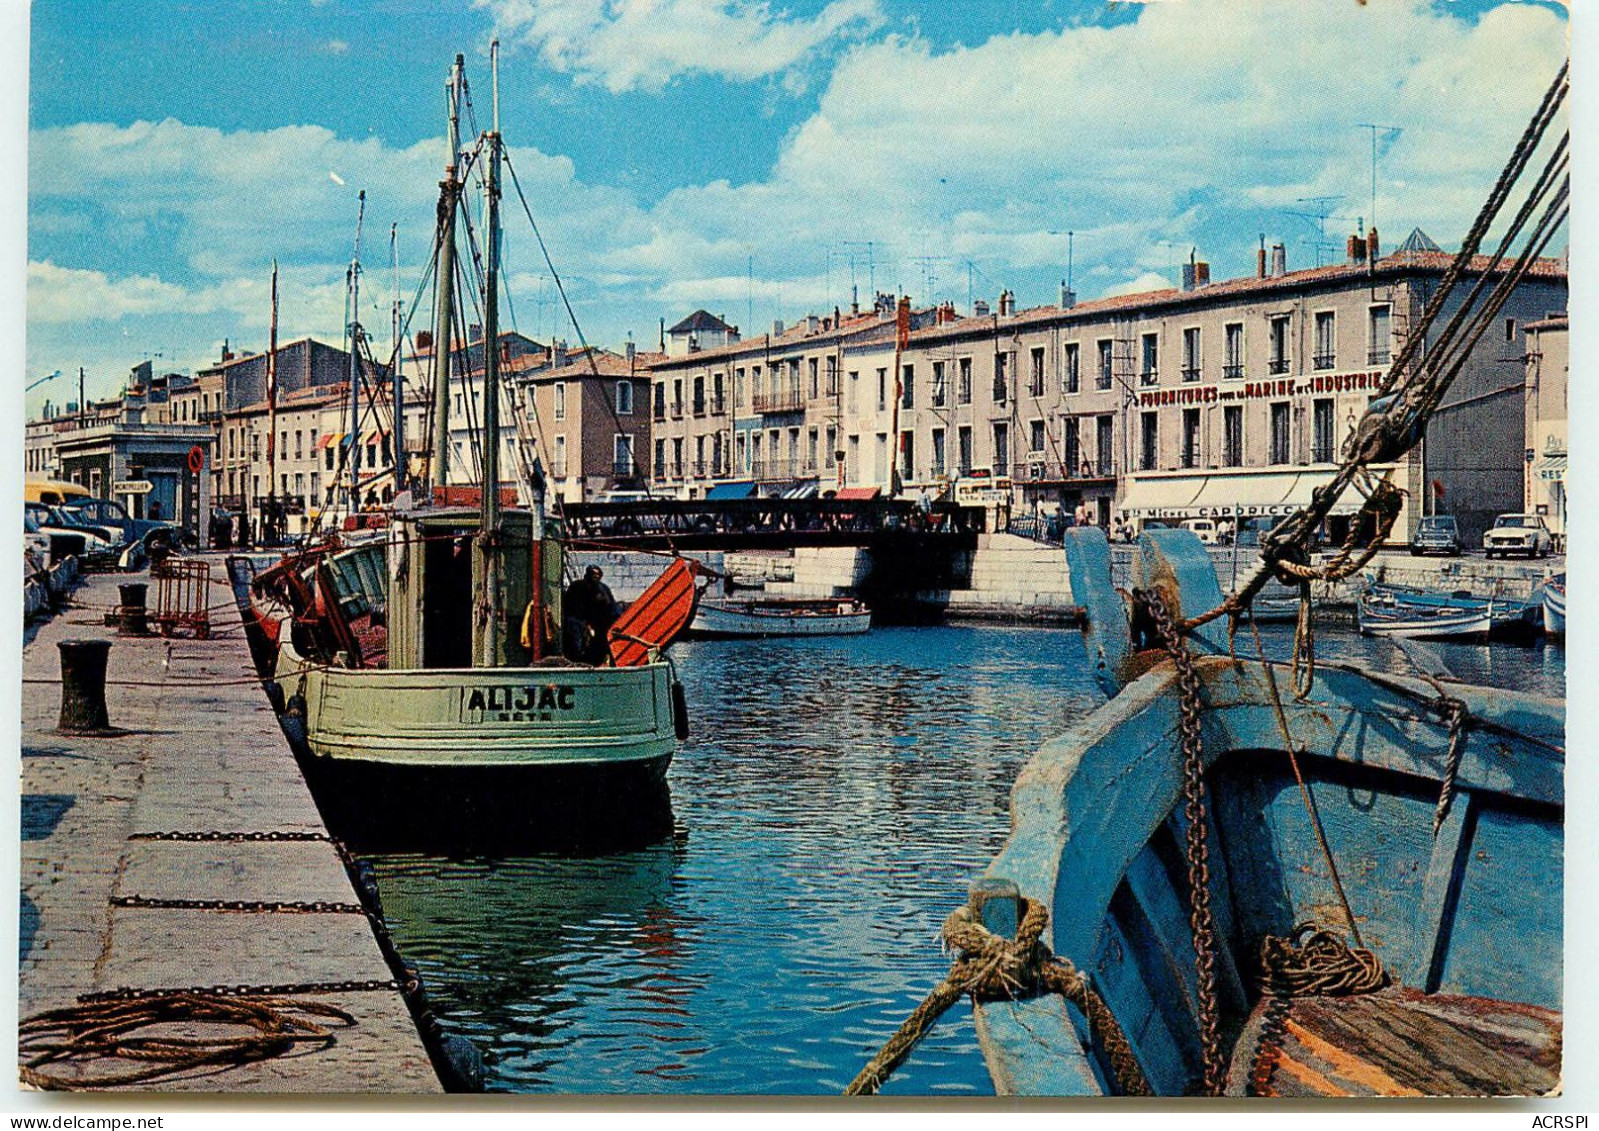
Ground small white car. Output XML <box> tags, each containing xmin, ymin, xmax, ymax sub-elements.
<box><xmin>1483</xmin><ymin>513</ymin><xmax>1553</xmax><ymax>559</ymax></box>
<box><xmin>1181</xmin><ymin>518</ymin><xmax>1220</xmax><ymax>545</ymax></box>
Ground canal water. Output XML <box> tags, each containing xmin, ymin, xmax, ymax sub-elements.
<box><xmin>361</xmin><ymin>623</ymin><xmax>1563</xmax><ymax>1095</ymax></box>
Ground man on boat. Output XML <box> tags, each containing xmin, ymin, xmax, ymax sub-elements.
<box><xmin>563</xmin><ymin>565</ymin><xmax>620</xmax><ymax>664</ymax></box>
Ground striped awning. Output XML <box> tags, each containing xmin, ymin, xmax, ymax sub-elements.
<box><xmin>1537</xmin><ymin>453</ymin><xmax>1566</xmax><ymax>481</ymax></box>
<box><xmin>315</xmin><ymin>432</ymin><xmax>339</xmax><ymax>451</ymax></box>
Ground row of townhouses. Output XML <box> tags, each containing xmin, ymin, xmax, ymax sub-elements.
<box><xmin>649</xmin><ymin>230</ymin><xmax>1567</xmax><ymax>545</ymax></box>
<box><xmin>25</xmin><ymin>228</ymin><xmax>1567</xmax><ymax>547</ymax></box>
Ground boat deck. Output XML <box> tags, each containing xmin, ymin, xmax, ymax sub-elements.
<box><xmin>19</xmin><ymin>563</ymin><xmax>441</xmax><ymax>1092</ymax></box>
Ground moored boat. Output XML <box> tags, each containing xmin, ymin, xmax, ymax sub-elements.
<box><xmin>232</xmin><ymin>50</ymin><xmax>703</xmax><ymax>852</ymax></box>
<box><xmin>688</xmin><ymin>596</ymin><xmax>871</xmax><ymax>638</ymax></box>
<box><xmin>967</xmin><ymin>529</ymin><xmax>1562</xmax><ymax>1097</ymax></box>
<box><xmin>1357</xmin><ymin>587</ymin><xmax>1491</xmax><ymax>640</ymax></box>
<box><xmin>1542</xmin><ymin>575</ymin><xmax>1565</xmax><ymax>637</ymax></box>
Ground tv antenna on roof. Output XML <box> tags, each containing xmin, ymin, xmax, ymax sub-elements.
<box><xmin>1357</xmin><ymin>123</ymin><xmax>1404</xmax><ymax>236</ymax></box>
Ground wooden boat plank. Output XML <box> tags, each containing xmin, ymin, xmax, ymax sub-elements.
<box><xmin>1436</xmin><ymin>803</ymin><xmax>1562</xmax><ymax>1009</ymax></box>
<box><xmin>1225</xmin><ymin>987</ymin><xmax>1560</xmax><ymax>1097</ymax></box>
<box><xmin>973</xmin><ymin>997</ymin><xmax>1105</xmax><ymax>1096</ymax></box>
<box><xmin>1396</xmin><ymin>788</ymin><xmax>1475</xmax><ymax>993</ymax></box>
<box><xmin>1093</xmin><ymin>894</ymin><xmax>1201</xmax><ymax>1094</ymax></box>
<box><xmin>1163</xmin><ymin>805</ymin><xmax>1251</xmax><ymax>1015</ymax></box>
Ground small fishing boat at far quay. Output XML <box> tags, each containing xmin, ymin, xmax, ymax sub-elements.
<box><xmin>1357</xmin><ymin>587</ymin><xmax>1492</xmax><ymax>641</ymax></box>
<box><xmin>1542</xmin><ymin>575</ymin><xmax>1565</xmax><ymax>638</ymax></box>
<box><xmin>687</xmin><ymin>596</ymin><xmax>871</xmax><ymax>639</ymax></box>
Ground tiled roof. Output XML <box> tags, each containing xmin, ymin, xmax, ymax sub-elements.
<box><xmin>905</xmin><ymin>250</ymin><xmax>1567</xmax><ymax>344</ymax></box>
<box><xmin>668</xmin><ymin>310</ymin><xmax>735</xmax><ymax>335</ymax></box>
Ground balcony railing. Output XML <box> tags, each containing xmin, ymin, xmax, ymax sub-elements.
<box><xmin>612</xmin><ymin>461</ymin><xmax>638</xmax><ymax>478</ymax></box>
<box><xmin>751</xmin><ymin>458</ymin><xmax>800</xmax><ymax>481</ymax></box>
<box><xmin>1180</xmin><ymin>366</ymin><xmax>1201</xmax><ymax>383</ymax></box>
<box><xmin>1140</xmin><ymin>369</ymin><xmax>1158</xmax><ymax>386</ymax></box>
<box><xmin>752</xmin><ymin>391</ymin><xmax>803</xmax><ymax>414</ymax></box>
<box><xmin>1268</xmin><ymin>358</ymin><xmax>1291</xmax><ymax>375</ymax></box>
<box><xmin>709</xmin><ymin>395</ymin><xmax>726</xmax><ymax>415</ymax></box>
<box><xmin>1223</xmin><ymin>363</ymin><xmax>1244</xmax><ymax>380</ymax></box>
<box><xmin>692</xmin><ymin>399</ymin><xmax>707</xmax><ymax>417</ymax></box>
<box><xmin>1369</xmin><ymin>347</ymin><xmax>1392</xmax><ymax>366</ymax></box>
<box><xmin>1313</xmin><ymin>352</ymin><xmax>1336</xmax><ymax>371</ymax></box>
<box><xmin>670</xmin><ymin>403</ymin><xmax>684</xmax><ymax>420</ymax></box>
<box><xmin>654</xmin><ymin>461</ymin><xmax>667</xmax><ymax>479</ymax></box>
<box><xmin>653</xmin><ymin>405</ymin><xmax>666</xmax><ymax>422</ymax></box>
<box><xmin>1312</xmin><ymin>444</ymin><xmax>1335</xmax><ymax>464</ymax></box>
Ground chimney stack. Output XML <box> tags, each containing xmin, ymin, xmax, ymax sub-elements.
<box><xmin>1347</xmin><ymin>233</ymin><xmax>1366</xmax><ymax>265</ymax></box>
<box><xmin>1060</xmin><ymin>281</ymin><xmax>1076</xmax><ymax>308</ymax></box>
<box><xmin>1270</xmin><ymin>243</ymin><xmax>1287</xmax><ymax>277</ymax></box>
<box><xmin>1257</xmin><ymin>235</ymin><xmax>1268</xmax><ymax>279</ymax></box>
<box><xmin>1366</xmin><ymin>227</ymin><xmax>1379</xmax><ymax>264</ymax></box>
<box><xmin>973</xmin><ymin>299</ymin><xmax>990</xmax><ymax>318</ymax></box>
<box><xmin>998</xmin><ymin>289</ymin><xmax>1014</xmax><ymax>316</ymax></box>
<box><xmin>1195</xmin><ymin>261</ymin><xmax>1209</xmax><ymax>287</ymax></box>
<box><xmin>773</xmin><ymin>319</ymin><xmax>785</xmax><ymax>336</ymax></box>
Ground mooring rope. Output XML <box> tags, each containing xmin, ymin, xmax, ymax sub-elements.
<box><xmin>844</xmin><ymin>897</ymin><xmax>1149</xmax><ymax>1097</ymax></box>
<box><xmin>18</xmin><ymin>991</ymin><xmax>354</xmax><ymax>1090</ymax></box>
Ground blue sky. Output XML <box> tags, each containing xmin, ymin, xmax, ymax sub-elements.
<box><xmin>22</xmin><ymin>0</ymin><xmax>1570</xmax><ymax>411</ymax></box>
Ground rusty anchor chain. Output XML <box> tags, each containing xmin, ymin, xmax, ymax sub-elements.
<box><xmin>1142</xmin><ymin>587</ymin><xmax>1227</xmax><ymax>1098</ymax></box>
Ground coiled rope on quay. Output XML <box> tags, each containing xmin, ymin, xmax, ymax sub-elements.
<box><xmin>19</xmin><ymin>991</ymin><xmax>355</xmax><ymax>1090</ymax></box>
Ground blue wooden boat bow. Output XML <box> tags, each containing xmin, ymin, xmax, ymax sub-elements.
<box><xmin>969</xmin><ymin>528</ymin><xmax>1562</xmax><ymax>1096</ymax></box>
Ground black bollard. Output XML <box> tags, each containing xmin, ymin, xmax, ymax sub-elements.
<box><xmin>116</xmin><ymin>582</ymin><xmax>149</xmax><ymax>636</ymax></box>
<box><xmin>57</xmin><ymin>639</ymin><xmax>112</xmax><ymax>735</ymax></box>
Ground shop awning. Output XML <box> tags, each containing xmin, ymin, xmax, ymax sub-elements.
<box><xmin>781</xmin><ymin>481</ymin><xmax>820</xmax><ymax>499</ymax></box>
<box><xmin>706</xmin><ymin>480</ymin><xmax>758</xmax><ymax>500</ymax></box>
<box><xmin>1119</xmin><ymin>469</ymin><xmax>1370</xmax><ymax>520</ymax></box>
<box><xmin>834</xmin><ymin>486</ymin><xmax>881</xmax><ymax>501</ymax></box>
<box><xmin>315</xmin><ymin>432</ymin><xmax>338</xmax><ymax>451</ymax></box>
<box><xmin>1536</xmin><ymin>453</ymin><xmax>1566</xmax><ymax>481</ymax></box>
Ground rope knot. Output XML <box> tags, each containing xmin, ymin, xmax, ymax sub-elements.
<box><xmin>941</xmin><ymin>899</ymin><xmax>1049</xmax><ymax>1001</ymax></box>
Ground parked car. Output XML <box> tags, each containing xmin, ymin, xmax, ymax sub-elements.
<box><xmin>1181</xmin><ymin>518</ymin><xmax>1221</xmax><ymax>545</ymax></box>
<box><xmin>59</xmin><ymin>498</ymin><xmax>178</xmax><ymax>556</ymax></box>
<box><xmin>25</xmin><ymin>502</ymin><xmax>119</xmax><ymax>565</ymax></box>
<box><xmin>1483</xmin><ymin>513</ymin><xmax>1553</xmax><ymax>559</ymax></box>
<box><xmin>1411</xmin><ymin>515</ymin><xmax>1462</xmax><ymax>556</ymax></box>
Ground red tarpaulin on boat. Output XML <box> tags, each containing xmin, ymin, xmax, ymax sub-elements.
<box><xmin>608</xmin><ymin>557</ymin><xmax>704</xmax><ymax>668</ymax></box>
<box><xmin>834</xmin><ymin>486</ymin><xmax>880</xmax><ymax>500</ymax></box>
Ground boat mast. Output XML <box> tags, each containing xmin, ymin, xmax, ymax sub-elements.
<box><xmin>346</xmin><ymin>190</ymin><xmax>367</xmax><ymax>516</ymax></box>
<box><xmin>476</xmin><ymin>38</ymin><xmax>505</xmax><ymax>666</ymax></box>
<box><xmin>390</xmin><ymin>223</ymin><xmax>403</xmax><ymax>496</ymax></box>
<box><xmin>266</xmin><ymin>259</ymin><xmax>278</xmax><ymax>534</ymax></box>
<box><xmin>429</xmin><ymin>55</ymin><xmax>464</xmax><ymax>494</ymax></box>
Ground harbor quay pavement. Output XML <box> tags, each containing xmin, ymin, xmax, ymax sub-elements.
<box><xmin>19</xmin><ymin>561</ymin><xmax>441</xmax><ymax>1092</ymax></box>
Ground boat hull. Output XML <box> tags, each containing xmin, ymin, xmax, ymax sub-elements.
<box><xmin>687</xmin><ymin>600</ymin><xmax>872</xmax><ymax>638</ymax></box>
<box><xmin>1357</xmin><ymin>599</ymin><xmax>1491</xmax><ymax>640</ymax></box>
<box><xmin>273</xmin><ymin>636</ymin><xmax>679</xmax><ymax>852</ymax></box>
<box><xmin>1543</xmin><ymin>582</ymin><xmax>1565</xmax><ymax>637</ymax></box>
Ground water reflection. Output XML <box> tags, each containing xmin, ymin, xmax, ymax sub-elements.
<box><xmin>359</xmin><ymin>623</ymin><xmax>1561</xmax><ymax>1094</ymax></box>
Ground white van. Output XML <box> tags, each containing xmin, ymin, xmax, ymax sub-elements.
<box><xmin>1181</xmin><ymin>518</ymin><xmax>1220</xmax><ymax>545</ymax></box>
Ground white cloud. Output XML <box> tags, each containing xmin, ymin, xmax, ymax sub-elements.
<box><xmin>612</xmin><ymin>0</ymin><xmax>1566</xmax><ymax>306</ymax></box>
<box><xmin>26</xmin><ymin>1</ymin><xmax>1569</xmax><ymax>389</ymax></box>
<box><xmin>480</xmin><ymin>0</ymin><xmax>883</xmax><ymax>93</ymax></box>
